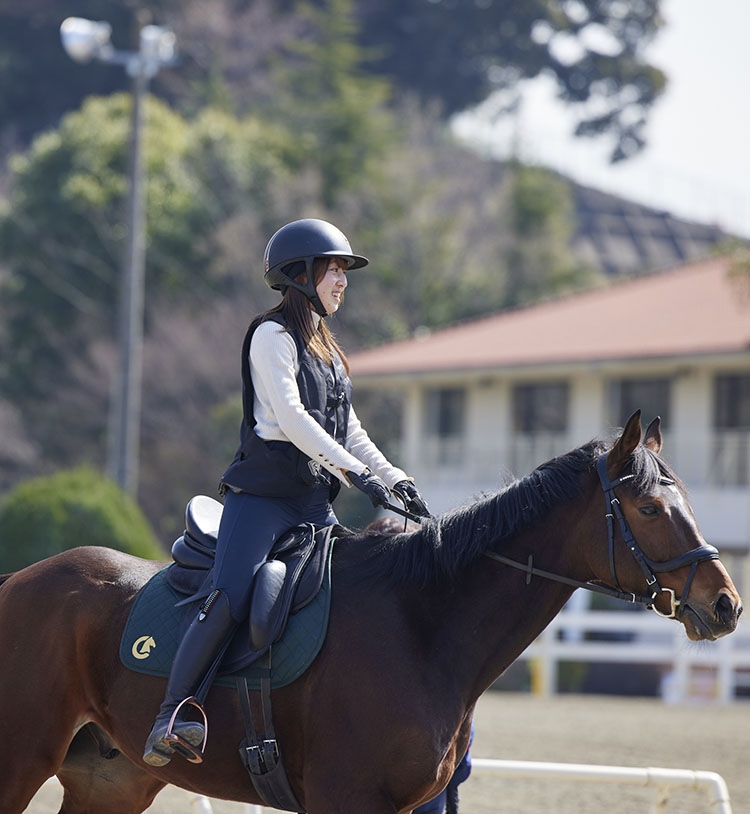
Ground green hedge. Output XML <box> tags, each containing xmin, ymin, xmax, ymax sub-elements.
<box><xmin>0</xmin><ymin>466</ymin><xmax>165</xmax><ymax>571</ymax></box>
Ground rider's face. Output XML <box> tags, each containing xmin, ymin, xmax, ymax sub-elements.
<box><xmin>315</xmin><ymin>259</ymin><xmax>349</xmax><ymax>315</ymax></box>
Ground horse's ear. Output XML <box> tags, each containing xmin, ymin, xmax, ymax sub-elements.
<box><xmin>643</xmin><ymin>416</ymin><xmax>662</xmax><ymax>454</ymax></box>
<box><xmin>607</xmin><ymin>410</ymin><xmax>642</xmax><ymax>477</ymax></box>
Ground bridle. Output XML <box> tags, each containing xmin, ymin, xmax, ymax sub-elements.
<box><xmin>486</xmin><ymin>452</ymin><xmax>720</xmax><ymax>619</ymax></box>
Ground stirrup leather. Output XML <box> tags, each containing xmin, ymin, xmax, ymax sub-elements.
<box><xmin>164</xmin><ymin>696</ymin><xmax>208</xmax><ymax>764</ymax></box>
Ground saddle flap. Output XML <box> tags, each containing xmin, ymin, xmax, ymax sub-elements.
<box><xmin>249</xmin><ymin>560</ymin><xmax>288</xmax><ymax>652</ymax></box>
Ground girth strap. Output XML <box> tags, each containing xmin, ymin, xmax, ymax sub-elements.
<box><xmin>236</xmin><ymin>651</ymin><xmax>305</xmax><ymax>813</ymax></box>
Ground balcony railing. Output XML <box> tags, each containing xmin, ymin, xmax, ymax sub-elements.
<box><xmin>710</xmin><ymin>430</ymin><xmax>750</xmax><ymax>486</ymax></box>
<box><xmin>417</xmin><ymin>430</ymin><xmax>750</xmax><ymax>489</ymax></box>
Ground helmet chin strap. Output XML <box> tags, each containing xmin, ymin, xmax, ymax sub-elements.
<box><xmin>281</xmin><ymin>258</ymin><xmax>328</xmax><ymax>317</ymax></box>
<box><xmin>309</xmin><ymin>293</ymin><xmax>328</xmax><ymax>318</ymax></box>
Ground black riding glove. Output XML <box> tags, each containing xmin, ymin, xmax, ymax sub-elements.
<box><xmin>392</xmin><ymin>480</ymin><xmax>431</xmax><ymax>518</ymax></box>
<box><xmin>346</xmin><ymin>468</ymin><xmax>392</xmax><ymax>509</ymax></box>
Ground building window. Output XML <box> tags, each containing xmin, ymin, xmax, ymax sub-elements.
<box><xmin>424</xmin><ymin>387</ymin><xmax>466</xmax><ymax>465</ymax></box>
<box><xmin>510</xmin><ymin>382</ymin><xmax>569</xmax><ymax>475</ymax></box>
<box><xmin>512</xmin><ymin>382</ymin><xmax>569</xmax><ymax>432</ymax></box>
<box><xmin>609</xmin><ymin>377</ymin><xmax>671</xmax><ymax>427</ymax></box>
<box><xmin>715</xmin><ymin>374</ymin><xmax>750</xmax><ymax>429</ymax></box>
<box><xmin>712</xmin><ymin>374</ymin><xmax>750</xmax><ymax>486</ymax></box>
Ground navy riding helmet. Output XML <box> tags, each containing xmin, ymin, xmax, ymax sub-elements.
<box><xmin>263</xmin><ymin>219</ymin><xmax>369</xmax><ymax>316</ymax></box>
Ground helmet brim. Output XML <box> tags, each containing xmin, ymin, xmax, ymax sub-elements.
<box><xmin>315</xmin><ymin>250</ymin><xmax>369</xmax><ymax>270</ymax></box>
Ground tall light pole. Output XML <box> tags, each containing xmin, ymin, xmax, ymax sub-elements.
<box><xmin>60</xmin><ymin>17</ymin><xmax>176</xmax><ymax>495</ymax></box>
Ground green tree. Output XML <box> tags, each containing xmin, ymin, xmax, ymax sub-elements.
<box><xmin>185</xmin><ymin>106</ymin><xmax>299</xmax><ymax>234</ymax></box>
<box><xmin>338</xmin><ymin>108</ymin><xmax>602</xmax><ymax>340</ymax></box>
<box><xmin>0</xmin><ymin>95</ymin><xmax>299</xmax><ymax>394</ymax></box>
<box><xmin>269</xmin><ymin>0</ymin><xmax>396</xmax><ymax>207</ymax></box>
<box><xmin>356</xmin><ymin>0</ymin><xmax>666</xmax><ymax>161</ymax></box>
<box><xmin>0</xmin><ymin>94</ymin><xmax>210</xmax><ymax>396</ymax></box>
<box><xmin>0</xmin><ymin>466</ymin><xmax>164</xmax><ymax>571</ymax></box>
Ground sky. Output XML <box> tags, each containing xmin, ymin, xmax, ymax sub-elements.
<box><xmin>452</xmin><ymin>0</ymin><xmax>750</xmax><ymax>238</ymax></box>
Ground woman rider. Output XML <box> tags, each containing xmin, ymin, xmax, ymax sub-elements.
<box><xmin>143</xmin><ymin>218</ymin><xmax>430</xmax><ymax>767</ymax></box>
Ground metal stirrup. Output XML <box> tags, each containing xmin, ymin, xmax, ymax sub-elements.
<box><xmin>164</xmin><ymin>695</ymin><xmax>208</xmax><ymax>764</ymax></box>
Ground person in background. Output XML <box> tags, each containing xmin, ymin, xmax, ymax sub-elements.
<box><xmin>143</xmin><ymin>218</ymin><xmax>430</xmax><ymax>767</ymax></box>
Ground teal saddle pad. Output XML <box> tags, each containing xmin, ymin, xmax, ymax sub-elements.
<box><xmin>119</xmin><ymin>546</ymin><xmax>332</xmax><ymax>690</ymax></box>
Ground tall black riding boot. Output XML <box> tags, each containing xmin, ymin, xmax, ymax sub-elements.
<box><xmin>142</xmin><ymin>589</ymin><xmax>236</xmax><ymax>767</ymax></box>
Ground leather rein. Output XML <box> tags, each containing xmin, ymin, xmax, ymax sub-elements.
<box><xmin>485</xmin><ymin>452</ymin><xmax>720</xmax><ymax>619</ymax></box>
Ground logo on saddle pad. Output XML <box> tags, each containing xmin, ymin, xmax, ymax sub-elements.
<box><xmin>131</xmin><ymin>635</ymin><xmax>156</xmax><ymax>660</ymax></box>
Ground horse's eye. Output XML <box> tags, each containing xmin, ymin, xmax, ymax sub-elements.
<box><xmin>639</xmin><ymin>504</ymin><xmax>659</xmax><ymax>517</ymax></box>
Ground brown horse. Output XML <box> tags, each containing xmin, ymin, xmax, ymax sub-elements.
<box><xmin>0</xmin><ymin>413</ymin><xmax>742</xmax><ymax>814</ymax></box>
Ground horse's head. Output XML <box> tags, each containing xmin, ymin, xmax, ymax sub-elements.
<box><xmin>598</xmin><ymin>411</ymin><xmax>742</xmax><ymax>641</ymax></box>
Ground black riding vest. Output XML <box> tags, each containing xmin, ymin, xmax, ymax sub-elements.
<box><xmin>220</xmin><ymin>313</ymin><xmax>351</xmax><ymax>499</ymax></box>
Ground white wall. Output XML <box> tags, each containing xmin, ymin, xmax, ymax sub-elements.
<box><xmin>392</xmin><ymin>357</ymin><xmax>750</xmax><ymax>551</ymax></box>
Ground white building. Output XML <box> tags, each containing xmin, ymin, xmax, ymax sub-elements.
<box><xmin>350</xmin><ymin>254</ymin><xmax>750</xmax><ymax>596</ymax></box>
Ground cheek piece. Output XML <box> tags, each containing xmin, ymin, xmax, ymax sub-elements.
<box><xmin>279</xmin><ymin>258</ymin><xmax>329</xmax><ymax>318</ymax></box>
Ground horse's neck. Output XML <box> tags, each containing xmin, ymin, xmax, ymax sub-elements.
<box><xmin>452</xmin><ymin>560</ymin><xmax>574</xmax><ymax>698</ymax></box>
<box><xmin>425</xmin><ymin>510</ymin><xmax>583</xmax><ymax>701</ymax></box>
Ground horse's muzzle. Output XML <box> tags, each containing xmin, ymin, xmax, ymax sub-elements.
<box><xmin>682</xmin><ymin>592</ymin><xmax>742</xmax><ymax>642</ymax></box>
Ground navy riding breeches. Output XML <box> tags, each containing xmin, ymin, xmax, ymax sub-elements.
<box><xmin>212</xmin><ymin>485</ymin><xmax>337</xmax><ymax>622</ymax></box>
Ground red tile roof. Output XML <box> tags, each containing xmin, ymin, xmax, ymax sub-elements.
<box><xmin>349</xmin><ymin>256</ymin><xmax>750</xmax><ymax>378</ymax></box>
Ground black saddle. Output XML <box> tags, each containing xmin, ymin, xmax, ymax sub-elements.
<box><xmin>166</xmin><ymin>495</ymin><xmax>335</xmax><ymax>657</ymax></box>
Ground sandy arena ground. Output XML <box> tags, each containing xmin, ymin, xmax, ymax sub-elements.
<box><xmin>27</xmin><ymin>691</ymin><xmax>749</xmax><ymax>813</ymax></box>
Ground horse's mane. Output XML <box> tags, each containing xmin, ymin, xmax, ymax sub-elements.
<box><xmin>342</xmin><ymin>437</ymin><xmax>672</xmax><ymax>589</ymax></box>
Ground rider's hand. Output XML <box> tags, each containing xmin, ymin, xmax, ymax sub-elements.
<box><xmin>346</xmin><ymin>468</ymin><xmax>392</xmax><ymax>509</ymax></box>
<box><xmin>392</xmin><ymin>480</ymin><xmax>431</xmax><ymax>518</ymax></box>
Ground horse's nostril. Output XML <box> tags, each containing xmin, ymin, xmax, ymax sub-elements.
<box><xmin>715</xmin><ymin>593</ymin><xmax>739</xmax><ymax>626</ymax></box>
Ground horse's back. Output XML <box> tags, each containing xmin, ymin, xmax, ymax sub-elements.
<box><xmin>1</xmin><ymin>545</ymin><xmax>163</xmax><ymax>591</ymax></box>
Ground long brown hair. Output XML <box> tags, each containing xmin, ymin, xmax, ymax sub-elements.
<box><xmin>262</xmin><ymin>257</ymin><xmax>350</xmax><ymax>374</ymax></box>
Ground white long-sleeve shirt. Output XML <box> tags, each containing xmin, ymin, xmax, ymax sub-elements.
<box><xmin>249</xmin><ymin>319</ymin><xmax>408</xmax><ymax>488</ymax></box>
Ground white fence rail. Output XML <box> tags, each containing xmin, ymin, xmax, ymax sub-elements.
<box><xmin>471</xmin><ymin>758</ymin><xmax>733</xmax><ymax>814</ymax></box>
<box><xmin>188</xmin><ymin>799</ymin><xmax>263</xmax><ymax>813</ymax></box>
<box><xmin>517</xmin><ymin>608</ymin><xmax>750</xmax><ymax>702</ymax></box>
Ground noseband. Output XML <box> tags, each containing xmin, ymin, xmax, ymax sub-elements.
<box><xmin>487</xmin><ymin>452</ymin><xmax>720</xmax><ymax>618</ymax></box>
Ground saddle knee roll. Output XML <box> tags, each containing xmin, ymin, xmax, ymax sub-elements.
<box><xmin>249</xmin><ymin>560</ymin><xmax>287</xmax><ymax>652</ymax></box>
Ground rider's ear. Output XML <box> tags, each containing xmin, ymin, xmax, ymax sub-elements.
<box><xmin>642</xmin><ymin>416</ymin><xmax>663</xmax><ymax>454</ymax></box>
<box><xmin>607</xmin><ymin>410</ymin><xmax>642</xmax><ymax>477</ymax></box>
